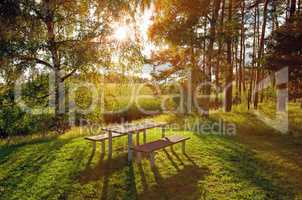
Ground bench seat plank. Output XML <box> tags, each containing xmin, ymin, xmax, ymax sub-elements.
<box><xmin>133</xmin><ymin>135</ymin><xmax>190</xmax><ymax>153</ymax></box>
<box><xmin>85</xmin><ymin>132</ymin><xmax>123</xmax><ymax>142</ymax></box>
<box><xmin>133</xmin><ymin>135</ymin><xmax>190</xmax><ymax>167</ymax></box>
<box><xmin>161</xmin><ymin>135</ymin><xmax>190</xmax><ymax>144</ymax></box>
<box><xmin>133</xmin><ymin>140</ymin><xmax>172</xmax><ymax>153</ymax></box>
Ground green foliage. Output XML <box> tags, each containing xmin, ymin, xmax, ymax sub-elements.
<box><xmin>0</xmin><ymin>70</ymin><xmax>168</xmax><ymax>137</ymax></box>
<box><xmin>266</xmin><ymin>14</ymin><xmax>302</xmax><ymax>71</ymax></box>
<box><xmin>266</xmin><ymin>14</ymin><xmax>302</xmax><ymax>99</ymax></box>
<box><xmin>101</xmin><ymin>84</ymin><xmax>164</xmax><ymax>122</ymax></box>
<box><xmin>0</xmin><ymin>0</ymin><xmax>145</xmax><ymax>124</ymax></box>
<box><xmin>0</xmin><ymin>106</ymin><xmax>26</xmax><ymax>137</ymax></box>
<box><xmin>0</xmin><ymin>105</ymin><xmax>56</xmax><ymax>138</ymax></box>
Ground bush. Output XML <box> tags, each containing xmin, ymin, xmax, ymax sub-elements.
<box><xmin>0</xmin><ymin>105</ymin><xmax>56</xmax><ymax>138</ymax></box>
<box><xmin>0</xmin><ymin>106</ymin><xmax>28</xmax><ymax>137</ymax></box>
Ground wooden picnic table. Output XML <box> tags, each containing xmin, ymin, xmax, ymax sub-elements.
<box><xmin>101</xmin><ymin>121</ymin><xmax>168</xmax><ymax>162</ymax></box>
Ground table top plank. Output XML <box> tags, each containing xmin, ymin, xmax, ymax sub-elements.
<box><xmin>101</xmin><ymin>122</ymin><xmax>168</xmax><ymax>134</ymax></box>
<box><xmin>85</xmin><ymin>132</ymin><xmax>123</xmax><ymax>141</ymax></box>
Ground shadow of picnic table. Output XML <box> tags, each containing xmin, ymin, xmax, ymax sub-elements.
<box><xmin>77</xmin><ymin>149</ymin><xmax>209</xmax><ymax>200</ymax></box>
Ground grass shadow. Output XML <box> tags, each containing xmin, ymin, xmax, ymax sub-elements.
<box><xmin>123</xmin><ymin>163</ymin><xmax>138</xmax><ymax>200</ymax></box>
<box><xmin>137</xmin><ymin>165</ymin><xmax>209</xmax><ymax>200</ymax></box>
<box><xmin>0</xmin><ymin>137</ymin><xmax>58</xmax><ymax>164</ymax></box>
<box><xmin>163</xmin><ymin>149</ymin><xmax>181</xmax><ymax>171</ymax></box>
<box><xmin>0</xmin><ymin>136</ymin><xmax>86</xmax><ymax>200</ymax></box>
<box><xmin>169</xmin><ymin>149</ymin><xmax>185</xmax><ymax>166</ymax></box>
<box><xmin>209</xmin><ymin>137</ymin><xmax>297</xmax><ymax>199</ymax></box>
<box><xmin>137</xmin><ymin>163</ymin><xmax>149</xmax><ymax>193</ymax></box>
<box><xmin>78</xmin><ymin>154</ymin><xmax>128</xmax><ymax>184</ymax></box>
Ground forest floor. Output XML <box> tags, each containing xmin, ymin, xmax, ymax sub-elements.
<box><xmin>0</xmin><ymin>103</ymin><xmax>302</xmax><ymax>200</ymax></box>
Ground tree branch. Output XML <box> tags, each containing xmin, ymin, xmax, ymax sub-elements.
<box><xmin>60</xmin><ymin>68</ymin><xmax>77</xmax><ymax>82</ymax></box>
<box><xmin>34</xmin><ymin>58</ymin><xmax>54</xmax><ymax>69</ymax></box>
<box><xmin>14</xmin><ymin>55</ymin><xmax>53</xmax><ymax>69</ymax></box>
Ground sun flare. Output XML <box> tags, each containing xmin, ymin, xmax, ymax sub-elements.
<box><xmin>113</xmin><ymin>26</ymin><xmax>129</xmax><ymax>41</ymax></box>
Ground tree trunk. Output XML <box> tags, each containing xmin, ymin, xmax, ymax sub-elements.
<box><xmin>290</xmin><ymin>0</ymin><xmax>297</xmax><ymax>19</ymax></box>
<box><xmin>248</xmin><ymin>5</ymin><xmax>258</xmax><ymax>110</ymax></box>
<box><xmin>254</xmin><ymin>0</ymin><xmax>269</xmax><ymax>109</ymax></box>
<box><xmin>225</xmin><ymin>0</ymin><xmax>233</xmax><ymax>112</ymax></box>
<box><xmin>242</xmin><ymin>27</ymin><xmax>246</xmax><ymax>92</ymax></box>
<box><xmin>216</xmin><ymin>0</ymin><xmax>225</xmax><ymax>108</ymax></box>
<box><xmin>239</xmin><ymin>0</ymin><xmax>245</xmax><ymax>98</ymax></box>
<box><xmin>260</xmin><ymin>68</ymin><xmax>265</xmax><ymax>102</ymax></box>
<box><xmin>248</xmin><ymin>68</ymin><xmax>254</xmax><ymax>110</ymax></box>
<box><xmin>235</xmin><ymin>40</ymin><xmax>239</xmax><ymax>95</ymax></box>
<box><xmin>272</xmin><ymin>0</ymin><xmax>279</xmax><ymax>30</ymax></box>
<box><xmin>45</xmin><ymin>1</ymin><xmax>63</xmax><ymax>120</ymax></box>
<box><xmin>205</xmin><ymin>0</ymin><xmax>221</xmax><ymax>116</ymax></box>
<box><xmin>286</xmin><ymin>0</ymin><xmax>290</xmax><ymax>19</ymax></box>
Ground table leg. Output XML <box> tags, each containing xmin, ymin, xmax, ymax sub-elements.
<box><xmin>149</xmin><ymin>152</ymin><xmax>155</xmax><ymax>167</ymax></box>
<box><xmin>92</xmin><ymin>141</ymin><xmax>96</xmax><ymax>152</ymax></box>
<box><xmin>136</xmin><ymin>131</ymin><xmax>140</xmax><ymax>146</ymax></box>
<box><xmin>128</xmin><ymin>132</ymin><xmax>133</xmax><ymax>162</ymax></box>
<box><xmin>182</xmin><ymin>141</ymin><xmax>186</xmax><ymax>154</ymax></box>
<box><xmin>136</xmin><ymin>152</ymin><xmax>142</xmax><ymax>163</ymax></box>
<box><xmin>143</xmin><ymin>129</ymin><xmax>147</xmax><ymax>144</ymax></box>
<box><xmin>108</xmin><ymin>131</ymin><xmax>112</xmax><ymax>159</ymax></box>
<box><xmin>161</xmin><ymin>126</ymin><xmax>166</xmax><ymax>138</ymax></box>
<box><xmin>101</xmin><ymin>140</ymin><xmax>105</xmax><ymax>156</ymax></box>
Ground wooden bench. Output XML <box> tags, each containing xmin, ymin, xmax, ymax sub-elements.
<box><xmin>133</xmin><ymin>135</ymin><xmax>190</xmax><ymax>167</ymax></box>
<box><xmin>85</xmin><ymin>132</ymin><xmax>124</xmax><ymax>155</ymax></box>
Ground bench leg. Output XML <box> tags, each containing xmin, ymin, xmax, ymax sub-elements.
<box><xmin>92</xmin><ymin>141</ymin><xmax>96</xmax><ymax>152</ymax></box>
<box><xmin>136</xmin><ymin>152</ymin><xmax>142</xmax><ymax>163</ymax></box>
<box><xmin>136</xmin><ymin>131</ymin><xmax>140</xmax><ymax>146</ymax></box>
<box><xmin>101</xmin><ymin>140</ymin><xmax>105</xmax><ymax>156</ymax></box>
<box><xmin>149</xmin><ymin>152</ymin><xmax>155</xmax><ymax>167</ymax></box>
<box><xmin>182</xmin><ymin>141</ymin><xmax>186</xmax><ymax>154</ymax></box>
<box><xmin>108</xmin><ymin>131</ymin><xmax>112</xmax><ymax>159</ymax></box>
<box><xmin>161</xmin><ymin>127</ymin><xmax>166</xmax><ymax>138</ymax></box>
<box><xmin>128</xmin><ymin>132</ymin><xmax>133</xmax><ymax>162</ymax></box>
<box><xmin>143</xmin><ymin>130</ymin><xmax>147</xmax><ymax>144</ymax></box>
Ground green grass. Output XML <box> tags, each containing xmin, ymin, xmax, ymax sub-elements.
<box><xmin>0</xmin><ymin>104</ymin><xmax>302</xmax><ymax>200</ymax></box>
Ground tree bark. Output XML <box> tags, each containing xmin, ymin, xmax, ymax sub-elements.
<box><xmin>248</xmin><ymin>5</ymin><xmax>258</xmax><ymax>110</ymax></box>
<box><xmin>204</xmin><ymin>0</ymin><xmax>221</xmax><ymax>116</ymax></box>
<box><xmin>235</xmin><ymin>40</ymin><xmax>239</xmax><ymax>94</ymax></box>
<box><xmin>216</xmin><ymin>0</ymin><xmax>225</xmax><ymax>108</ymax></box>
<box><xmin>225</xmin><ymin>0</ymin><xmax>233</xmax><ymax>112</ymax></box>
<box><xmin>45</xmin><ymin>1</ymin><xmax>63</xmax><ymax>119</ymax></box>
<box><xmin>290</xmin><ymin>0</ymin><xmax>297</xmax><ymax>19</ymax></box>
<box><xmin>286</xmin><ymin>0</ymin><xmax>290</xmax><ymax>19</ymax></box>
<box><xmin>239</xmin><ymin>0</ymin><xmax>245</xmax><ymax>98</ymax></box>
<box><xmin>272</xmin><ymin>0</ymin><xmax>279</xmax><ymax>30</ymax></box>
<box><xmin>254</xmin><ymin>0</ymin><xmax>269</xmax><ymax>109</ymax></box>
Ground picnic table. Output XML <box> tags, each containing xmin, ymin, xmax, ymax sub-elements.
<box><xmin>101</xmin><ymin>121</ymin><xmax>168</xmax><ymax>162</ymax></box>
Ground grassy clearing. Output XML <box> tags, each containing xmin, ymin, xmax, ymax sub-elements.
<box><xmin>0</xmin><ymin>103</ymin><xmax>302</xmax><ymax>200</ymax></box>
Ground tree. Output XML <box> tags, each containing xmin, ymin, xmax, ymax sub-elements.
<box><xmin>266</xmin><ymin>13</ymin><xmax>302</xmax><ymax>107</ymax></box>
<box><xmin>0</xmin><ymin>0</ymin><xmax>129</xmax><ymax>121</ymax></box>
<box><xmin>205</xmin><ymin>0</ymin><xmax>221</xmax><ymax>116</ymax></box>
<box><xmin>224</xmin><ymin>0</ymin><xmax>234</xmax><ymax>112</ymax></box>
<box><xmin>148</xmin><ymin>0</ymin><xmax>211</xmax><ymax>114</ymax></box>
<box><xmin>254</xmin><ymin>0</ymin><xmax>269</xmax><ymax>109</ymax></box>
